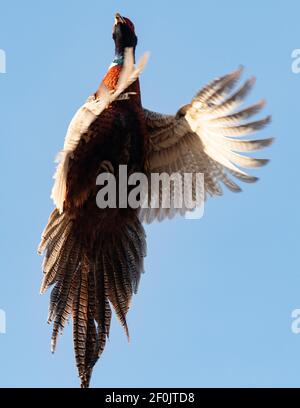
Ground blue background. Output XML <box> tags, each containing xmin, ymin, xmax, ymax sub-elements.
<box><xmin>0</xmin><ymin>0</ymin><xmax>299</xmax><ymax>387</ymax></box>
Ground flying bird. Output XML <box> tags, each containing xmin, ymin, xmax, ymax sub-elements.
<box><xmin>38</xmin><ymin>13</ymin><xmax>273</xmax><ymax>387</ymax></box>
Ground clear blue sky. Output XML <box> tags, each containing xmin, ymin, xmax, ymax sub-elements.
<box><xmin>0</xmin><ymin>0</ymin><xmax>299</xmax><ymax>388</ymax></box>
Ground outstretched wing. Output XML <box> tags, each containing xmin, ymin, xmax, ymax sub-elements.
<box><xmin>140</xmin><ymin>67</ymin><xmax>273</xmax><ymax>223</ymax></box>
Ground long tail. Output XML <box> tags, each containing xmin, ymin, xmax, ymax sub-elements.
<box><xmin>38</xmin><ymin>209</ymin><xmax>146</xmax><ymax>388</ymax></box>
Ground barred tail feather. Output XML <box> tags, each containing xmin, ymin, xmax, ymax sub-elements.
<box><xmin>38</xmin><ymin>211</ymin><xmax>146</xmax><ymax>388</ymax></box>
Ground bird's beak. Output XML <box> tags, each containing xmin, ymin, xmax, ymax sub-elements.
<box><xmin>115</xmin><ymin>13</ymin><xmax>126</xmax><ymax>25</ymax></box>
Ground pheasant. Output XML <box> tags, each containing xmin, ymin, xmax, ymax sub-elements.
<box><xmin>38</xmin><ymin>13</ymin><xmax>273</xmax><ymax>387</ymax></box>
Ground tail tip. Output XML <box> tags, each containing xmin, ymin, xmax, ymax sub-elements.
<box><xmin>50</xmin><ymin>338</ymin><xmax>57</xmax><ymax>354</ymax></box>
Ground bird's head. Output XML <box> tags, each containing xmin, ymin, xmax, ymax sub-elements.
<box><xmin>113</xmin><ymin>13</ymin><xmax>137</xmax><ymax>58</ymax></box>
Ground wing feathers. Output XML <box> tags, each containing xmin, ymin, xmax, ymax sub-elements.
<box><xmin>209</xmin><ymin>100</ymin><xmax>266</xmax><ymax>126</ymax></box>
<box><xmin>205</xmin><ymin>77</ymin><xmax>256</xmax><ymax>118</ymax></box>
<box><xmin>205</xmin><ymin>116</ymin><xmax>271</xmax><ymax>138</ymax></box>
<box><xmin>141</xmin><ymin>67</ymin><xmax>273</xmax><ymax>223</ymax></box>
<box><xmin>194</xmin><ymin>66</ymin><xmax>243</xmax><ymax>103</ymax></box>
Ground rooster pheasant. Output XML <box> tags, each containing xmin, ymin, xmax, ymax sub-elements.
<box><xmin>38</xmin><ymin>13</ymin><xmax>273</xmax><ymax>387</ymax></box>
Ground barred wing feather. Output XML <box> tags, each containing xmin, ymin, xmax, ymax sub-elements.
<box><xmin>140</xmin><ymin>67</ymin><xmax>273</xmax><ymax>223</ymax></box>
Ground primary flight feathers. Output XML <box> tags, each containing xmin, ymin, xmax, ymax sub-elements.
<box><xmin>140</xmin><ymin>66</ymin><xmax>272</xmax><ymax>222</ymax></box>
